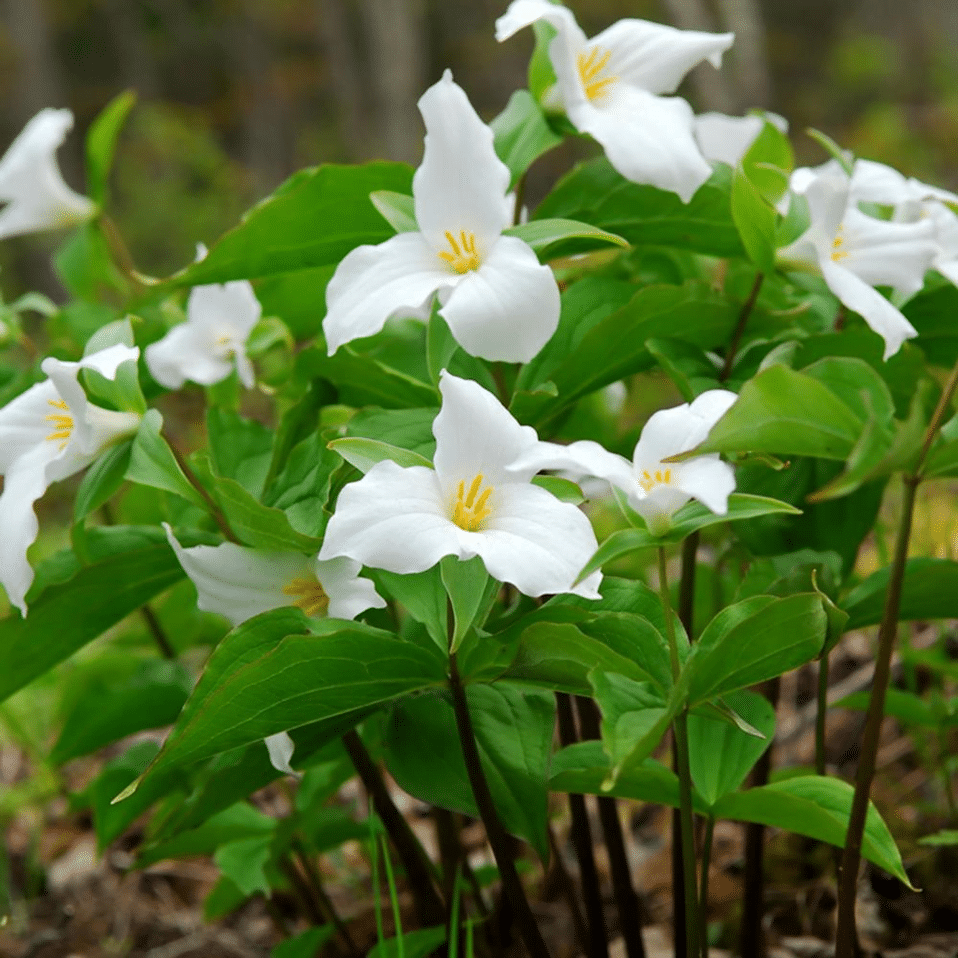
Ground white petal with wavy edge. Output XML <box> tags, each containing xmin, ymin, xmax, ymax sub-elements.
<box><xmin>413</xmin><ymin>71</ymin><xmax>512</xmax><ymax>254</ymax></box>
<box><xmin>694</xmin><ymin>112</ymin><xmax>786</xmax><ymax>167</ymax></box>
<box><xmin>323</xmin><ymin>232</ymin><xmax>452</xmax><ymax>355</ymax></box>
<box><xmin>313</xmin><ymin>555</ymin><xmax>387</xmax><ymax>620</ymax></box>
<box><xmin>495</xmin><ymin>0</ymin><xmax>582</xmax><ymax>43</ymax></box>
<box><xmin>820</xmin><ymin>260</ymin><xmax>918</xmax><ymax>360</ymax></box>
<box><xmin>432</xmin><ymin>371</ymin><xmax>540</xmax><ymax>491</ymax></box>
<box><xmin>438</xmin><ymin>235</ymin><xmax>560</xmax><ymax>362</ymax></box>
<box><xmin>569</xmin><ymin>86</ymin><xmax>712</xmax><ymax>202</ymax></box>
<box><xmin>505</xmin><ymin>437</ymin><xmax>636</xmax><ymax>493</ymax></box>
<box><xmin>265</xmin><ymin>731</ymin><xmax>299</xmax><ymax>777</ymax></box>
<box><xmin>473</xmin><ymin>482</ymin><xmax>601</xmax><ymax>598</ymax></box>
<box><xmin>146</xmin><ymin>324</ymin><xmax>233</xmax><ymax>389</ymax></box>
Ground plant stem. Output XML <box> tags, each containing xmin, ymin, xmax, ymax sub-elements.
<box><xmin>556</xmin><ymin>693</ymin><xmax>609</xmax><ymax>958</ymax></box>
<box><xmin>341</xmin><ymin>729</ymin><xmax>447</xmax><ymax>929</ymax></box>
<box><xmin>448</xmin><ymin>652</ymin><xmax>552</xmax><ymax>958</ymax></box>
<box><xmin>698</xmin><ymin>817</ymin><xmax>716</xmax><ymax>958</ymax></box>
<box><xmin>547</xmin><ymin>824</ymin><xmax>591</xmax><ymax>955</ymax></box>
<box><xmin>657</xmin><ymin>547</ymin><xmax>700</xmax><ymax>958</ymax></box>
<box><xmin>293</xmin><ymin>840</ymin><xmax>362</xmax><ymax>958</ymax></box>
<box><xmin>815</xmin><ymin>656</ymin><xmax>829</xmax><ymax>777</ymax></box>
<box><xmin>166</xmin><ymin>437</ymin><xmax>241</xmax><ymax>544</ymax></box>
<box><xmin>719</xmin><ymin>272</ymin><xmax>764</xmax><ymax>382</ymax></box>
<box><xmin>575</xmin><ymin>696</ymin><xmax>646</xmax><ymax>958</ymax></box>
<box><xmin>513</xmin><ymin>173</ymin><xmax>527</xmax><ymax>227</ymax></box>
<box><xmin>835</xmin><ymin>355</ymin><xmax>958</xmax><ymax>958</ymax></box>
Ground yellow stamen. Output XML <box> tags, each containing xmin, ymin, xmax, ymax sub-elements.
<box><xmin>44</xmin><ymin>398</ymin><xmax>74</xmax><ymax>450</ymax></box>
<box><xmin>576</xmin><ymin>46</ymin><xmax>618</xmax><ymax>101</ymax></box>
<box><xmin>831</xmin><ymin>225</ymin><xmax>848</xmax><ymax>262</ymax></box>
<box><xmin>452</xmin><ymin>473</ymin><xmax>494</xmax><ymax>532</ymax></box>
<box><xmin>638</xmin><ymin>468</ymin><xmax>673</xmax><ymax>494</ymax></box>
<box><xmin>437</xmin><ymin>230</ymin><xmax>481</xmax><ymax>274</ymax></box>
<box><xmin>282</xmin><ymin>576</ymin><xmax>330</xmax><ymax>617</ymax></box>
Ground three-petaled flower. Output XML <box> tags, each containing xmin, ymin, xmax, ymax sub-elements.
<box><xmin>495</xmin><ymin>0</ymin><xmax>733</xmax><ymax>202</ymax></box>
<box><xmin>319</xmin><ymin>371</ymin><xmax>601</xmax><ymax>598</ymax></box>
<box><xmin>509</xmin><ymin>390</ymin><xmax>739</xmax><ymax>536</ymax></box>
<box><xmin>323</xmin><ymin>71</ymin><xmax>560</xmax><ymax>363</ymax></box>
<box><xmin>0</xmin><ymin>344</ymin><xmax>142</xmax><ymax>614</ymax></box>
<box><xmin>0</xmin><ymin>108</ymin><xmax>96</xmax><ymax>240</ymax></box>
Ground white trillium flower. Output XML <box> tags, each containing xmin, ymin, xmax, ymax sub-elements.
<box><xmin>164</xmin><ymin>527</ymin><xmax>386</xmax><ymax>776</ymax></box>
<box><xmin>509</xmin><ymin>390</ymin><xmax>738</xmax><ymax>536</ymax></box>
<box><xmin>693</xmin><ymin>111</ymin><xmax>788</xmax><ymax>169</ymax></box>
<box><xmin>0</xmin><ymin>108</ymin><xmax>96</xmax><ymax>240</ymax></box>
<box><xmin>146</xmin><ymin>247</ymin><xmax>261</xmax><ymax>389</ymax></box>
<box><xmin>319</xmin><ymin>371</ymin><xmax>602</xmax><ymax>599</ymax></box>
<box><xmin>0</xmin><ymin>344</ymin><xmax>141</xmax><ymax>614</ymax></box>
<box><xmin>495</xmin><ymin>0</ymin><xmax>733</xmax><ymax>202</ymax></box>
<box><xmin>777</xmin><ymin>169</ymin><xmax>937</xmax><ymax>359</ymax></box>
<box><xmin>323</xmin><ymin>71</ymin><xmax>560</xmax><ymax>363</ymax></box>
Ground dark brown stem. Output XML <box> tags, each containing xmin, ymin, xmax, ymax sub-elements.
<box><xmin>513</xmin><ymin>173</ymin><xmax>527</xmax><ymax>227</ymax></box>
<box><xmin>280</xmin><ymin>855</ymin><xmax>324</xmax><ymax>926</ymax></box>
<box><xmin>720</xmin><ymin>271</ymin><xmax>764</xmax><ymax>382</ymax></box>
<box><xmin>166</xmin><ymin>438</ymin><xmax>241</xmax><ymax>544</ymax></box>
<box><xmin>739</xmin><ymin>676</ymin><xmax>780</xmax><ymax>958</ymax></box>
<box><xmin>139</xmin><ymin>602</ymin><xmax>176</xmax><ymax>659</ymax></box>
<box><xmin>547</xmin><ymin>825</ymin><xmax>591</xmax><ymax>954</ymax></box>
<box><xmin>341</xmin><ymin>729</ymin><xmax>447</xmax><ymax>929</ymax></box>
<box><xmin>293</xmin><ymin>841</ymin><xmax>362</xmax><ymax>958</ymax></box>
<box><xmin>815</xmin><ymin>656</ymin><xmax>829</xmax><ymax>778</ymax></box>
<box><xmin>448</xmin><ymin>652</ymin><xmax>552</xmax><ymax>958</ymax></box>
<box><xmin>575</xmin><ymin>697</ymin><xmax>646</xmax><ymax>958</ymax></box>
<box><xmin>556</xmin><ymin>693</ymin><xmax>608</xmax><ymax>958</ymax></box>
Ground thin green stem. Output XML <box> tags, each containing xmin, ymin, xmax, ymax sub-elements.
<box><xmin>166</xmin><ymin>437</ymin><xmax>241</xmax><ymax>544</ymax></box>
<box><xmin>719</xmin><ymin>272</ymin><xmax>764</xmax><ymax>382</ymax></box>
<box><xmin>658</xmin><ymin>546</ymin><xmax>700</xmax><ymax>958</ymax></box>
<box><xmin>448</xmin><ymin>651</ymin><xmax>552</xmax><ymax>958</ymax></box>
<box><xmin>698</xmin><ymin>817</ymin><xmax>715</xmax><ymax>958</ymax></box>
<box><xmin>513</xmin><ymin>173</ymin><xmax>527</xmax><ymax>227</ymax></box>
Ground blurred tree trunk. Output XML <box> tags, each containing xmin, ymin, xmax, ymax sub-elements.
<box><xmin>1</xmin><ymin>0</ymin><xmax>64</xmax><ymax>119</ymax></box>
<box><xmin>103</xmin><ymin>0</ymin><xmax>161</xmax><ymax>100</ymax></box>
<box><xmin>716</xmin><ymin>0</ymin><xmax>772</xmax><ymax>108</ymax></box>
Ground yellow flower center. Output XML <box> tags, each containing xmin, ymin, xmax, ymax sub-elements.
<box><xmin>44</xmin><ymin>398</ymin><xmax>74</xmax><ymax>450</ymax></box>
<box><xmin>452</xmin><ymin>473</ymin><xmax>494</xmax><ymax>532</ymax></box>
<box><xmin>577</xmin><ymin>46</ymin><xmax>618</xmax><ymax>102</ymax></box>
<box><xmin>638</xmin><ymin>468</ymin><xmax>673</xmax><ymax>494</ymax></box>
<box><xmin>831</xmin><ymin>225</ymin><xmax>848</xmax><ymax>262</ymax></box>
<box><xmin>437</xmin><ymin>230</ymin><xmax>481</xmax><ymax>274</ymax></box>
<box><xmin>282</xmin><ymin>576</ymin><xmax>330</xmax><ymax>617</ymax></box>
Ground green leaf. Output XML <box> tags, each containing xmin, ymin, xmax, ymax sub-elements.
<box><xmin>841</xmin><ymin>557</ymin><xmax>958</xmax><ymax>629</ymax></box>
<box><xmin>713</xmin><ymin>775</ymin><xmax>912</xmax><ymax>887</ymax></box>
<box><xmin>126</xmin><ymin>409</ymin><xmax>207</xmax><ymax>510</ymax></box>
<box><xmin>731</xmin><ymin>166</ymin><xmax>777</xmax><ymax>272</ymax></box>
<box><xmin>0</xmin><ymin>527</ymin><xmax>184</xmax><ymax>703</ymax></box>
<box><xmin>51</xmin><ymin>660</ymin><xmax>191</xmax><ymax>764</ymax></box>
<box><xmin>214</xmin><ymin>834</ymin><xmax>273</xmax><ymax>897</ymax></box>
<box><xmin>328</xmin><ymin>437</ymin><xmax>433</xmax><ymax>473</ymax></box>
<box><xmin>384</xmin><ymin>684</ymin><xmax>556</xmax><ymax>858</ymax></box>
<box><xmin>272</xmin><ymin>927</ymin><xmax>337</xmax><ymax>958</ymax></box>
<box><xmin>369</xmin><ymin>190</ymin><xmax>417</xmax><ymax>233</ymax></box>
<box><xmin>126</xmin><ymin>613</ymin><xmax>446</xmax><ymax>789</ymax></box>
<box><xmin>687</xmin><ymin>689</ymin><xmax>776</xmax><ymax>808</ymax></box>
<box><xmin>207</xmin><ymin>409</ymin><xmax>274</xmax><ymax>498</ymax></box>
<box><xmin>73</xmin><ymin>439</ymin><xmax>133</xmax><ymax>521</ymax></box>
<box><xmin>504</xmin><ymin>218</ymin><xmax>627</xmax><ymax>258</ymax></box>
<box><xmin>805</xmin><ymin>129</ymin><xmax>853</xmax><ymax>175</ymax></box>
<box><xmin>161</xmin><ymin>162</ymin><xmax>413</xmax><ymax>287</ymax></box>
<box><xmin>535</xmin><ymin>159</ymin><xmax>744</xmax><ymax>258</ymax></box>
<box><xmin>86</xmin><ymin>90</ymin><xmax>136</xmax><ymax>206</ymax></box>
<box><xmin>528</xmin><ymin>19</ymin><xmax>558</xmax><ymax>102</ymax></box>
<box><xmin>426</xmin><ymin>310</ymin><xmax>458</xmax><ymax>386</ymax></box>
<box><xmin>531</xmin><ymin>474</ymin><xmax>585</xmax><ymax>504</ymax></box>
<box><xmin>740</xmin><ymin>117</ymin><xmax>794</xmax><ymax>204</ymax></box>
<box><xmin>918</xmin><ymin>830</ymin><xmax>958</xmax><ymax>847</ymax></box>
<box><xmin>54</xmin><ymin>221</ymin><xmax>129</xmax><ymax>302</ymax></box>
<box><xmin>491</xmin><ymin>89</ymin><xmax>562</xmax><ymax>188</ymax></box>
<box><xmin>368</xmin><ymin>927</ymin><xmax>449</xmax><ymax>958</ymax></box>
<box><xmin>373</xmin><ymin>566</ymin><xmax>447</xmax><ymax>650</ymax></box>
<box><xmin>834</xmin><ymin>688</ymin><xmax>938</xmax><ymax>728</ymax></box>
<box><xmin>686</xmin><ymin>594</ymin><xmax>827</xmax><ymax>704</ymax></box>
<box><xmin>693</xmin><ymin>363</ymin><xmax>863</xmax><ymax>460</ymax></box>
<box><xmin>442</xmin><ymin>555</ymin><xmax>491</xmax><ymax>653</ymax></box>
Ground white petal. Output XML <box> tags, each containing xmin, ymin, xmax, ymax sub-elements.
<box><xmin>676</xmin><ymin>455</ymin><xmax>736</xmax><ymax>514</ymax></box>
<box><xmin>473</xmin><ymin>482</ymin><xmax>601</xmax><ymax>599</ymax></box>
<box><xmin>438</xmin><ymin>235</ymin><xmax>560</xmax><ymax>362</ymax></box>
<box><xmin>164</xmin><ymin>526</ymin><xmax>312</xmax><ymax>626</ymax></box>
<box><xmin>628</xmin><ymin>485</ymin><xmax>692</xmax><ymax>534</ymax></box>
<box><xmin>820</xmin><ymin>260</ymin><xmax>918</xmax><ymax>360</ymax></box>
<box><xmin>265</xmin><ymin>732</ymin><xmax>299</xmax><ymax>776</ymax></box>
<box><xmin>0</xmin><ymin>380</ymin><xmax>61</xmax><ymax>474</ymax></box>
<box><xmin>146</xmin><ymin>323</ymin><xmax>233</xmax><ymax>389</ymax></box>
<box><xmin>694</xmin><ymin>112</ymin><xmax>784</xmax><ymax>167</ymax></box>
<box><xmin>413</xmin><ymin>71</ymin><xmax>512</xmax><ymax>253</ymax></box>
<box><xmin>495</xmin><ymin>0</ymin><xmax>582</xmax><ymax>43</ymax></box>
<box><xmin>433</xmin><ymin>372</ymin><xmax>541</xmax><ymax>490</ymax></box>
<box><xmin>589</xmin><ymin>19</ymin><xmax>733</xmax><ymax>96</ymax></box>
<box><xmin>312</xmin><ymin>555</ymin><xmax>387</xmax><ymax>620</ymax></box>
<box><xmin>688</xmin><ymin>389</ymin><xmax>739</xmax><ymax>424</ymax></box>
<box><xmin>0</xmin><ymin>443</ymin><xmax>60</xmax><ymax>615</ymax></box>
<box><xmin>633</xmin><ymin>400</ymin><xmax>721</xmax><ymax>469</ymax></box>
<box><xmin>848</xmin><ymin>158</ymin><xmax>911</xmax><ymax>206</ymax></box>
<box><xmin>319</xmin><ymin>462</ymin><xmax>461</xmax><ymax>574</ymax></box>
<box><xmin>0</xmin><ymin>108</ymin><xmax>95</xmax><ymax>238</ymax></box>
<box><xmin>569</xmin><ymin>86</ymin><xmax>711</xmax><ymax>202</ymax></box>
<box><xmin>323</xmin><ymin>232</ymin><xmax>451</xmax><ymax>354</ymax></box>
<box><xmin>187</xmin><ymin>278</ymin><xmax>261</xmax><ymax>339</ymax></box>
<box><xmin>506</xmin><ymin>438</ymin><xmax>636</xmax><ymax>493</ymax></box>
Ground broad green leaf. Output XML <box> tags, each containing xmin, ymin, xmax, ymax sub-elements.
<box><xmin>162</xmin><ymin>162</ymin><xmax>413</xmax><ymax>287</ymax></box>
<box><xmin>647</xmin><ymin>337</ymin><xmax>722</xmax><ymax>402</ymax></box>
<box><xmin>373</xmin><ymin>566</ymin><xmax>447</xmax><ymax>649</ymax></box>
<box><xmin>687</xmin><ymin>594</ymin><xmax>826</xmax><ymax>704</ymax></box>
<box><xmin>0</xmin><ymin>527</ymin><xmax>184</xmax><ymax>703</ymax></box>
<box><xmin>254</xmin><ymin>265</ymin><xmax>335</xmax><ymax>340</ymax></box>
<box><xmin>731</xmin><ymin>166</ymin><xmax>777</xmax><ymax>272</ymax></box>
<box><xmin>903</xmin><ymin>281</ymin><xmax>958</xmax><ymax>367</ymax></box>
<box><xmin>51</xmin><ymin>659</ymin><xmax>191</xmax><ymax>764</ymax></box>
<box><xmin>687</xmin><ymin>689</ymin><xmax>776</xmax><ymax>808</ymax></box>
<box><xmin>369</xmin><ymin>190</ymin><xmax>417</xmax><ymax>233</ymax></box>
<box><xmin>328</xmin><ymin>437</ymin><xmax>433</xmax><ymax>473</ymax></box>
<box><xmin>918</xmin><ymin>830</ymin><xmax>958</xmax><ymax>847</ymax></box>
<box><xmin>841</xmin><ymin>558</ymin><xmax>958</xmax><ymax>629</ymax></box>
<box><xmin>694</xmin><ymin>363</ymin><xmax>863</xmax><ymax>460</ymax></box>
<box><xmin>528</xmin><ymin>19</ymin><xmax>558</xmax><ymax>102</ymax></box>
<box><xmin>504</xmin><ymin>218</ymin><xmax>627</xmax><ymax>258</ymax></box>
<box><xmin>54</xmin><ymin>221</ymin><xmax>129</xmax><ymax>302</ymax></box>
<box><xmin>834</xmin><ymin>688</ymin><xmax>938</xmax><ymax>728</ymax></box>
<box><xmin>531</xmin><ymin>474</ymin><xmax>585</xmax><ymax>504</ymax></box>
<box><xmin>535</xmin><ymin>159</ymin><xmax>744</xmax><ymax>258</ymax></box>
<box><xmin>491</xmin><ymin>89</ymin><xmax>562</xmax><ymax>188</ymax></box>
<box><xmin>740</xmin><ymin>117</ymin><xmax>793</xmax><ymax>203</ymax></box>
<box><xmin>713</xmin><ymin>775</ymin><xmax>912</xmax><ymax>887</ymax></box>
<box><xmin>214</xmin><ymin>834</ymin><xmax>273</xmax><ymax>897</ymax></box>
<box><xmin>442</xmin><ymin>555</ymin><xmax>491</xmax><ymax>653</ymax></box>
<box><xmin>384</xmin><ymin>684</ymin><xmax>556</xmax><ymax>858</ymax></box>
<box><xmin>207</xmin><ymin>409</ymin><xmax>274</xmax><ymax>497</ymax></box>
<box><xmin>73</xmin><ymin>439</ymin><xmax>133</xmax><ymax>521</ymax></box>
<box><xmin>126</xmin><ymin>612</ymin><xmax>446</xmax><ymax>789</ymax></box>
<box><xmin>426</xmin><ymin>309</ymin><xmax>458</xmax><ymax>386</ymax></box>
<box><xmin>86</xmin><ymin>90</ymin><xmax>136</xmax><ymax>206</ymax></box>
<box><xmin>345</xmin><ymin>407</ymin><xmax>437</xmax><ymax>459</ymax></box>
<box><xmin>126</xmin><ymin>409</ymin><xmax>207</xmax><ymax>510</ymax></box>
